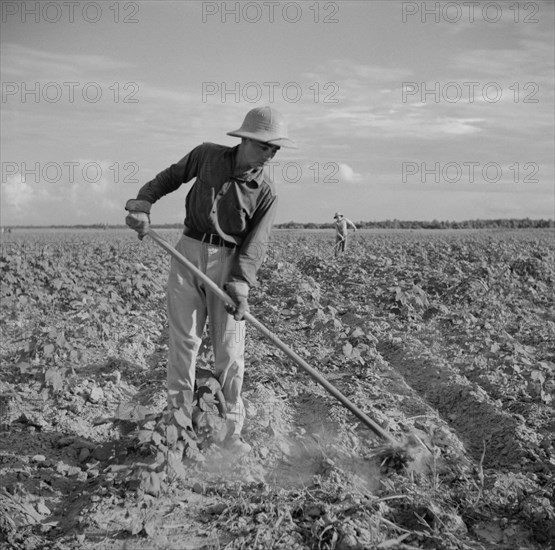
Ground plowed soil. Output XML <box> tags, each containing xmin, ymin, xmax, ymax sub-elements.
<box><xmin>1</xmin><ymin>228</ymin><xmax>553</xmax><ymax>549</ymax></box>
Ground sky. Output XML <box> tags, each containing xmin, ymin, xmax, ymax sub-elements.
<box><xmin>1</xmin><ymin>0</ymin><xmax>554</xmax><ymax>225</ymax></box>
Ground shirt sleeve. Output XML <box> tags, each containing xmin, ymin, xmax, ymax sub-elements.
<box><xmin>228</xmin><ymin>190</ymin><xmax>278</xmax><ymax>287</ymax></box>
<box><xmin>135</xmin><ymin>145</ymin><xmax>203</xmax><ymax>204</ymax></box>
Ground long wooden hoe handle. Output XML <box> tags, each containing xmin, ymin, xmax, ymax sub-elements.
<box><xmin>147</xmin><ymin>229</ymin><xmax>398</xmax><ymax>446</ymax></box>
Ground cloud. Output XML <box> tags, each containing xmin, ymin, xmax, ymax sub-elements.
<box><xmin>296</xmin><ymin>41</ymin><xmax>553</xmax><ymax>154</ymax></box>
<box><xmin>306</xmin><ymin>60</ymin><xmax>412</xmax><ymax>84</ymax></box>
<box><xmin>1</xmin><ymin>173</ymin><xmax>37</xmax><ymax>213</ymax></box>
<box><xmin>295</xmin><ymin>60</ymin><xmax>493</xmax><ymax>141</ymax></box>
<box><xmin>0</xmin><ymin>160</ymin><xmax>127</xmax><ymax>225</ymax></box>
<box><xmin>1</xmin><ymin>42</ymin><xmax>196</xmax><ymax>116</ymax></box>
<box><xmin>0</xmin><ymin>42</ymin><xmax>134</xmax><ymax>80</ymax></box>
<box><xmin>337</xmin><ymin>163</ymin><xmax>363</xmax><ymax>183</ymax></box>
<box><xmin>2</xmin><ymin>6</ymin><xmax>552</xmax><ymax>226</ymax></box>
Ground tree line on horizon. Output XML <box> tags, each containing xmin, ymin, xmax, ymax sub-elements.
<box><xmin>277</xmin><ymin>218</ymin><xmax>554</xmax><ymax>229</ymax></box>
<box><xmin>3</xmin><ymin>218</ymin><xmax>553</xmax><ymax>230</ymax></box>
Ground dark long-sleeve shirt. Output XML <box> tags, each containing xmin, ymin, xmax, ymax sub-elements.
<box><xmin>135</xmin><ymin>142</ymin><xmax>278</xmax><ymax>287</ymax></box>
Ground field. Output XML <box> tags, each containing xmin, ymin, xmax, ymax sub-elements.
<box><xmin>1</xmin><ymin>227</ymin><xmax>554</xmax><ymax>550</ymax></box>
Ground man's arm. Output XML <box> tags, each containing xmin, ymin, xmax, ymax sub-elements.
<box><xmin>125</xmin><ymin>146</ymin><xmax>202</xmax><ymax>237</ymax></box>
<box><xmin>346</xmin><ymin>219</ymin><xmax>357</xmax><ymax>231</ymax></box>
<box><xmin>134</xmin><ymin>145</ymin><xmax>202</xmax><ymax>207</ymax></box>
<box><xmin>223</xmin><ymin>190</ymin><xmax>278</xmax><ymax>320</ymax></box>
<box><xmin>228</xmin><ymin>192</ymin><xmax>279</xmax><ymax>287</ymax></box>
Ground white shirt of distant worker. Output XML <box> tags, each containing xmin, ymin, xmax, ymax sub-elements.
<box><xmin>333</xmin><ymin>212</ymin><xmax>357</xmax><ymax>255</ymax></box>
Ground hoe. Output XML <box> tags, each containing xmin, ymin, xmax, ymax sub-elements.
<box><xmin>147</xmin><ymin>229</ymin><xmax>425</xmax><ymax>468</ymax></box>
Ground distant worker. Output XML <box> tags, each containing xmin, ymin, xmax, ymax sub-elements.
<box><xmin>333</xmin><ymin>212</ymin><xmax>357</xmax><ymax>256</ymax></box>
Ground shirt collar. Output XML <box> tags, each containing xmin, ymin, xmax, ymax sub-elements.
<box><xmin>226</xmin><ymin>145</ymin><xmax>265</xmax><ymax>187</ymax></box>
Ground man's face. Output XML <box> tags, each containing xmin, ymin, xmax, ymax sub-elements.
<box><xmin>243</xmin><ymin>138</ymin><xmax>280</xmax><ymax>168</ymax></box>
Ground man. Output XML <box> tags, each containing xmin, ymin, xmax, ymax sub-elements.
<box><xmin>125</xmin><ymin>106</ymin><xmax>296</xmax><ymax>455</ymax></box>
<box><xmin>333</xmin><ymin>212</ymin><xmax>357</xmax><ymax>256</ymax></box>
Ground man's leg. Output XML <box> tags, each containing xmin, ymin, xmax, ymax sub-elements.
<box><xmin>167</xmin><ymin>236</ymin><xmax>207</xmax><ymax>430</ymax></box>
<box><xmin>210</xmin><ymin>315</ymin><xmax>246</xmax><ymax>435</ymax></box>
<box><xmin>205</xmin><ymin>247</ymin><xmax>246</xmax><ymax>437</ymax></box>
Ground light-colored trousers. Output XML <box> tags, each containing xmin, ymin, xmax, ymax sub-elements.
<box><xmin>167</xmin><ymin>235</ymin><xmax>246</xmax><ymax>435</ymax></box>
<box><xmin>335</xmin><ymin>234</ymin><xmax>347</xmax><ymax>255</ymax></box>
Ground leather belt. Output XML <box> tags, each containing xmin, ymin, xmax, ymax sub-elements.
<box><xmin>184</xmin><ymin>227</ymin><xmax>237</xmax><ymax>249</ymax></box>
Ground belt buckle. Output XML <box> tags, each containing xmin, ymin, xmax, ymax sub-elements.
<box><xmin>200</xmin><ymin>233</ymin><xmax>213</xmax><ymax>245</ymax></box>
<box><xmin>205</xmin><ymin>233</ymin><xmax>220</xmax><ymax>255</ymax></box>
